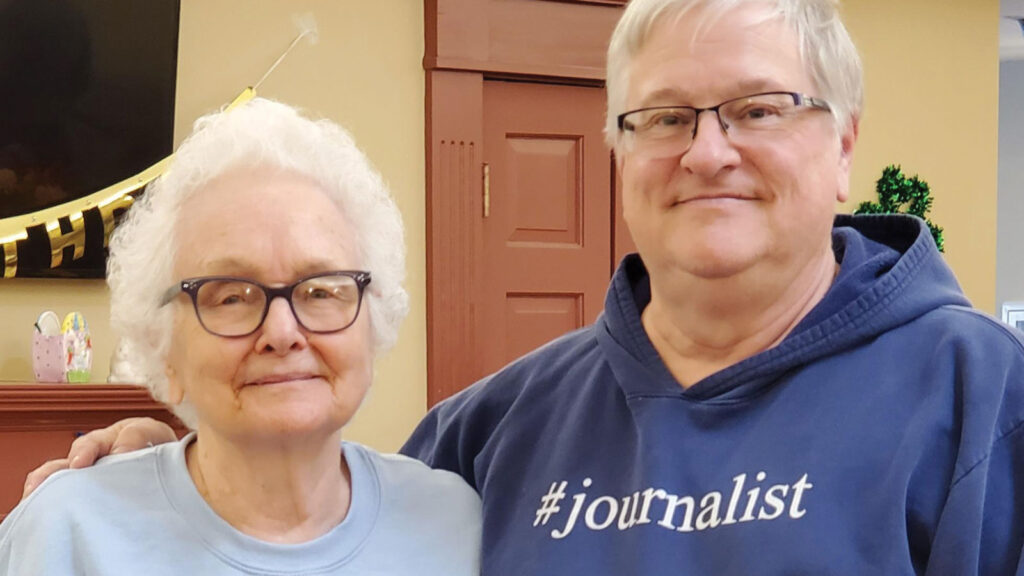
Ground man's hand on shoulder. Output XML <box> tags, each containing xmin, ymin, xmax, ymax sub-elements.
<box><xmin>22</xmin><ymin>417</ymin><xmax>178</xmax><ymax>499</ymax></box>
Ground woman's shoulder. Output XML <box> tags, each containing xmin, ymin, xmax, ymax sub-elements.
<box><xmin>23</xmin><ymin>443</ymin><xmax>165</xmax><ymax>502</ymax></box>
<box><xmin>341</xmin><ymin>441</ymin><xmax>481</xmax><ymax>573</ymax></box>
<box><xmin>343</xmin><ymin>441</ymin><xmax>481</xmax><ymax>531</ymax></box>
<box><xmin>345</xmin><ymin>441</ymin><xmax>480</xmax><ymax>503</ymax></box>
<box><xmin>0</xmin><ymin>442</ymin><xmax>170</xmax><ymax>555</ymax></box>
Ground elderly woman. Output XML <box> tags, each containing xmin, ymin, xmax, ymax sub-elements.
<box><xmin>0</xmin><ymin>99</ymin><xmax>480</xmax><ymax>574</ymax></box>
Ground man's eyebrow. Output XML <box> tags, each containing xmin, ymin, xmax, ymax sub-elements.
<box><xmin>636</xmin><ymin>87</ymin><xmax>691</xmax><ymax>109</ymax></box>
<box><xmin>734</xmin><ymin>77</ymin><xmax>785</xmax><ymax>95</ymax></box>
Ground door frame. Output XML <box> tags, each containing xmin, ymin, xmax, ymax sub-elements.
<box><xmin>424</xmin><ymin>0</ymin><xmax>625</xmax><ymax>405</ymax></box>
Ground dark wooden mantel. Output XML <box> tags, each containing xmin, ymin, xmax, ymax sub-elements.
<box><xmin>0</xmin><ymin>382</ymin><xmax>181</xmax><ymax>431</ymax></box>
<box><xmin>0</xmin><ymin>382</ymin><xmax>184</xmax><ymax>518</ymax></box>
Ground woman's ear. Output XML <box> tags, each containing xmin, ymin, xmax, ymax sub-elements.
<box><xmin>165</xmin><ymin>364</ymin><xmax>184</xmax><ymax>405</ymax></box>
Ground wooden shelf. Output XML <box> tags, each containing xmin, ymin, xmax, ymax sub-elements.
<box><xmin>0</xmin><ymin>382</ymin><xmax>180</xmax><ymax>431</ymax></box>
<box><xmin>0</xmin><ymin>382</ymin><xmax>185</xmax><ymax>518</ymax></box>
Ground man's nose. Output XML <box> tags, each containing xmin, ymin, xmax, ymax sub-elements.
<box><xmin>679</xmin><ymin>109</ymin><xmax>740</xmax><ymax>176</ymax></box>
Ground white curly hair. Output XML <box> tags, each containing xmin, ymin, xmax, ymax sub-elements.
<box><xmin>107</xmin><ymin>98</ymin><xmax>409</xmax><ymax>428</ymax></box>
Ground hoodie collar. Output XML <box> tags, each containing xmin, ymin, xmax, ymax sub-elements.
<box><xmin>597</xmin><ymin>214</ymin><xmax>970</xmax><ymax>401</ymax></box>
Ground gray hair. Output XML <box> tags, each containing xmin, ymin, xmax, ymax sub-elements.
<box><xmin>605</xmin><ymin>0</ymin><xmax>863</xmax><ymax>148</ymax></box>
<box><xmin>107</xmin><ymin>98</ymin><xmax>409</xmax><ymax>428</ymax></box>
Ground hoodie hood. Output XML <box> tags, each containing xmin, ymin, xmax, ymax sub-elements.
<box><xmin>598</xmin><ymin>214</ymin><xmax>971</xmax><ymax>401</ymax></box>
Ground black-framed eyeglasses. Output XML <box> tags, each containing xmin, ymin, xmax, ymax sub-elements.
<box><xmin>160</xmin><ymin>271</ymin><xmax>372</xmax><ymax>337</ymax></box>
<box><xmin>616</xmin><ymin>91</ymin><xmax>832</xmax><ymax>158</ymax></box>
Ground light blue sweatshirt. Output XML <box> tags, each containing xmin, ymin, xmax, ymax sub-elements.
<box><xmin>0</xmin><ymin>434</ymin><xmax>481</xmax><ymax>575</ymax></box>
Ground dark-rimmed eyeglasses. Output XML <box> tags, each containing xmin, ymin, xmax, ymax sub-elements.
<box><xmin>617</xmin><ymin>91</ymin><xmax>832</xmax><ymax>158</ymax></box>
<box><xmin>160</xmin><ymin>271</ymin><xmax>372</xmax><ymax>337</ymax></box>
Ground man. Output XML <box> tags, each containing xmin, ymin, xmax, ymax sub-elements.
<box><xmin>25</xmin><ymin>0</ymin><xmax>1024</xmax><ymax>573</ymax></box>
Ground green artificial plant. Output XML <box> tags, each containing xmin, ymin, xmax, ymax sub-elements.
<box><xmin>854</xmin><ymin>164</ymin><xmax>944</xmax><ymax>252</ymax></box>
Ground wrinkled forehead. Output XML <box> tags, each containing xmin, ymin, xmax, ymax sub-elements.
<box><xmin>173</xmin><ymin>166</ymin><xmax>359</xmax><ymax>277</ymax></box>
<box><xmin>177</xmin><ymin>166</ymin><xmax>341</xmax><ymax>228</ymax></box>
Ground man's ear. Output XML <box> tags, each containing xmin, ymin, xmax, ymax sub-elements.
<box><xmin>836</xmin><ymin>115</ymin><xmax>859</xmax><ymax>203</ymax></box>
<box><xmin>614</xmin><ymin>147</ymin><xmax>625</xmax><ymax>173</ymax></box>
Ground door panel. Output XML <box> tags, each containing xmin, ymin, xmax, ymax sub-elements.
<box><xmin>424</xmin><ymin>1</ymin><xmax>628</xmax><ymax>405</ymax></box>
<box><xmin>503</xmin><ymin>292</ymin><xmax>582</xmax><ymax>362</ymax></box>
<box><xmin>481</xmin><ymin>80</ymin><xmax>610</xmax><ymax>375</ymax></box>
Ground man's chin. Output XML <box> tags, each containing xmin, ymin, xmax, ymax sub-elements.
<box><xmin>666</xmin><ymin>243</ymin><xmax>765</xmax><ymax>281</ymax></box>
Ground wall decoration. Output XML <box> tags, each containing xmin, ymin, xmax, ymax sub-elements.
<box><xmin>0</xmin><ymin>89</ymin><xmax>256</xmax><ymax>280</ymax></box>
<box><xmin>0</xmin><ymin>0</ymin><xmax>181</xmax><ymax>278</ymax></box>
<box><xmin>32</xmin><ymin>310</ymin><xmax>64</xmax><ymax>382</ymax></box>
<box><xmin>0</xmin><ymin>5</ymin><xmax>315</xmax><ymax>279</ymax></box>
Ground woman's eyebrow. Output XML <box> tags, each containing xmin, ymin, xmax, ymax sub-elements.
<box><xmin>191</xmin><ymin>257</ymin><xmax>351</xmax><ymax>278</ymax></box>
<box><xmin>191</xmin><ymin>256</ymin><xmax>260</xmax><ymax>276</ymax></box>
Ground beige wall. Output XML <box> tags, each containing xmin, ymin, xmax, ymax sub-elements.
<box><xmin>0</xmin><ymin>1</ymin><xmax>1001</xmax><ymax>448</ymax></box>
<box><xmin>843</xmin><ymin>0</ymin><xmax>999</xmax><ymax>311</ymax></box>
<box><xmin>0</xmin><ymin>0</ymin><xmax>426</xmax><ymax>452</ymax></box>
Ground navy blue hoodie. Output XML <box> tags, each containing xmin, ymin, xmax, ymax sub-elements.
<box><xmin>403</xmin><ymin>215</ymin><xmax>1024</xmax><ymax>575</ymax></box>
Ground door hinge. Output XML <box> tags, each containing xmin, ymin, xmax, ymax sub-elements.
<box><xmin>482</xmin><ymin>163</ymin><xmax>490</xmax><ymax>218</ymax></box>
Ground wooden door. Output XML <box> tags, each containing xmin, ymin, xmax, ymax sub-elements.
<box><xmin>479</xmin><ymin>80</ymin><xmax>611</xmax><ymax>374</ymax></box>
<box><xmin>424</xmin><ymin>0</ymin><xmax>628</xmax><ymax>405</ymax></box>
